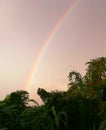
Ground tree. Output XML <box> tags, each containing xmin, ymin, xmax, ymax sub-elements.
<box><xmin>21</xmin><ymin>105</ymin><xmax>54</xmax><ymax>130</ymax></box>
<box><xmin>0</xmin><ymin>90</ymin><xmax>30</xmax><ymax>130</ymax></box>
<box><xmin>0</xmin><ymin>101</ymin><xmax>19</xmax><ymax>130</ymax></box>
<box><xmin>68</xmin><ymin>71</ymin><xmax>84</xmax><ymax>88</ymax></box>
<box><xmin>0</xmin><ymin>56</ymin><xmax>106</xmax><ymax>130</ymax></box>
<box><xmin>37</xmin><ymin>88</ymin><xmax>50</xmax><ymax>103</ymax></box>
<box><xmin>86</xmin><ymin>57</ymin><xmax>106</xmax><ymax>87</ymax></box>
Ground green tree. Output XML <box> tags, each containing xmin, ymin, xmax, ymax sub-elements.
<box><xmin>86</xmin><ymin>57</ymin><xmax>106</xmax><ymax>87</ymax></box>
<box><xmin>0</xmin><ymin>90</ymin><xmax>30</xmax><ymax>130</ymax></box>
<box><xmin>21</xmin><ymin>105</ymin><xmax>54</xmax><ymax>130</ymax></box>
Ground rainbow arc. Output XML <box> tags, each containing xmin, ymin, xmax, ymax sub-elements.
<box><xmin>25</xmin><ymin>0</ymin><xmax>80</xmax><ymax>92</ymax></box>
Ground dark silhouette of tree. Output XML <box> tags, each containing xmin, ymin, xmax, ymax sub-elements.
<box><xmin>0</xmin><ymin>57</ymin><xmax>106</xmax><ymax>130</ymax></box>
<box><xmin>86</xmin><ymin>57</ymin><xmax>106</xmax><ymax>87</ymax></box>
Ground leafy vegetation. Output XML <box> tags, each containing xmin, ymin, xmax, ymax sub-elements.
<box><xmin>0</xmin><ymin>57</ymin><xmax>106</xmax><ymax>130</ymax></box>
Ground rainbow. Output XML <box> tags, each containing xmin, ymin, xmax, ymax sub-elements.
<box><xmin>25</xmin><ymin>0</ymin><xmax>80</xmax><ymax>92</ymax></box>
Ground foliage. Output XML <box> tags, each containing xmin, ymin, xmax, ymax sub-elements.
<box><xmin>0</xmin><ymin>57</ymin><xmax>106</xmax><ymax>130</ymax></box>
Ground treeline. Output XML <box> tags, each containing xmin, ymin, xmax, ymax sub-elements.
<box><xmin>0</xmin><ymin>57</ymin><xmax>106</xmax><ymax>130</ymax></box>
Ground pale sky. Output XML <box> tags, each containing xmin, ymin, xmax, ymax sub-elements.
<box><xmin>0</xmin><ymin>0</ymin><xmax>106</xmax><ymax>103</ymax></box>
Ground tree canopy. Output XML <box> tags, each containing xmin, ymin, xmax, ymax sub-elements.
<box><xmin>0</xmin><ymin>57</ymin><xmax>106</xmax><ymax>130</ymax></box>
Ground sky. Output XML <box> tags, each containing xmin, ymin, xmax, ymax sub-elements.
<box><xmin>0</xmin><ymin>0</ymin><xmax>106</xmax><ymax>103</ymax></box>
